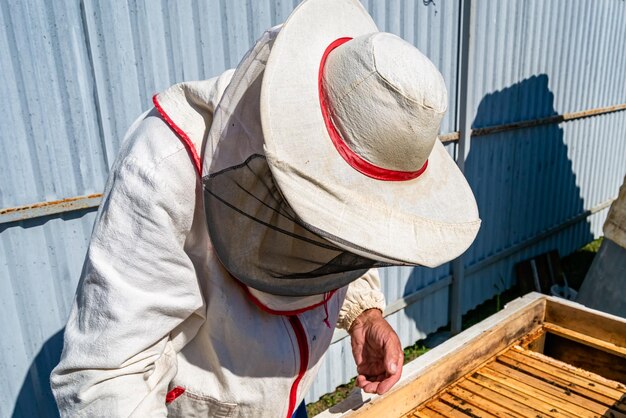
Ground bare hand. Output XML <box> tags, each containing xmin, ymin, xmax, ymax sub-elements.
<box><xmin>348</xmin><ymin>309</ymin><xmax>403</xmax><ymax>395</ymax></box>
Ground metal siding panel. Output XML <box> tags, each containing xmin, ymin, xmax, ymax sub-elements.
<box><xmin>0</xmin><ymin>244</ymin><xmax>30</xmax><ymax>418</ymax></box>
<box><xmin>461</xmin><ymin>110</ymin><xmax>626</xmax><ymax>312</ymax></box>
<box><xmin>463</xmin><ymin>209</ymin><xmax>595</xmax><ymax>313</ymax></box>
<box><xmin>81</xmin><ymin>0</ymin><xmax>144</xmax><ymax>162</ymax></box>
<box><xmin>470</xmin><ymin>0</ymin><xmax>626</xmax><ymax>120</ymax></box>
<box><xmin>248</xmin><ymin>1</ymin><xmax>273</xmax><ymax>44</ymax></box>
<box><xmin>461</xmin><ymin>115</ymin><xmax>617</xmax><ymax>312</ymax></box>
<box><xmin>221</xmin><ymin>0</ymin><xmax>254</xmax><ymax>69</ymax></box>
<box><xmin>0</xmin><ymin>0</ymin><xmax>108</xmax><ymax>208</ymax></box>
<box><xmin>459</xmin><ymin>0</ymin><xmax>626</xmax><ymax>316</ymax></box>
<box><xmin>80</xmin><ymin>0</ymin><xmax>300</xmax><ymax>168</ymax></box>
<box><xmin>1</xmin><ymin>212</ymin><xmax>96</xmax><ymax>417</ymax></box>
<box><xmin>567</xmin><ymin>112</ymin><xmax>626</xmax><ymax>208</ymax></box>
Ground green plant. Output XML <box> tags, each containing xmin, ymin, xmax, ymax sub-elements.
<box><xmin>493</xmin><ymin>275</ymin><xmax>507</xmax><ymax>312</ymax></box>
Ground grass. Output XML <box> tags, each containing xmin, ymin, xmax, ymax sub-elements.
<box><xmin>306</xmin><ymin>377</ymin><xmax>357</xmax><ymax>416</ymax></box>
<box><xmin>306</xmin><ymin>237</ymin><xmax>603</xmax><ymax>416</ymax></box>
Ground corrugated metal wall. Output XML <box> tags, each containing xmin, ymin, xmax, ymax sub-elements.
<box><xmin>1</xmin><ymin>1</ymin><xmax>624</xmax><ymax>416</ymax></box>
<box><xmin>460</xmin><ymin>0</ymin><xmax>626</xmax><ymax>312</ymax></box>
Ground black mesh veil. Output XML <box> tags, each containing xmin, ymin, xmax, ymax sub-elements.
<box><xmin>202</xmin><ymin>27</ymin><xmax>387</xmax><ymax>296</ymax></box>
<box><xmin>205</xmin><ymin>154</ymin><xmax>389</xmax><ymax>296</ymax></box>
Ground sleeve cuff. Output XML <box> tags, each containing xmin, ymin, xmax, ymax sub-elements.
<box><xmin>337</xmin><ymin>269</ymin><xmax>386</xmax><ymax>330</ymax></box>
<box><xmin>337</xmin><ymin>299</ymin><xmax>385</xmax><ymax>331</ymax></box>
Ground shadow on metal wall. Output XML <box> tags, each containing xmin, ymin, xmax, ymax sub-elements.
<box><xmin>403</xmin><ymin>74</ymin><xmax>593</xmax><ymax>330</ymax></box>
<box><xmin>12</xmin><ymin>329</ymin><xmax>63</xmax><ymax>418</ymax></box>
<box><xmin>6</xmin><ymin>210</ymin><xmax>97</xmax><ymax>417</ymax></box>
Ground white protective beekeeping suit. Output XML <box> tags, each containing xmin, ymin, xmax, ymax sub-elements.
<box><xmin>50</xmin><ymin>27</ymin><xmax>385</xmax><ymax>418</ymax></box>
<box><xmin>51</xmin><ymin>0</ymin><xmax>482</xmax><ymax>415</ymax></box>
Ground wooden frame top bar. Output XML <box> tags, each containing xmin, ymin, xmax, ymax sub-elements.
<box><xmin>318</xmin><ymin>292</ymin><xmax>626</xmax><ymax>418</ymax></box>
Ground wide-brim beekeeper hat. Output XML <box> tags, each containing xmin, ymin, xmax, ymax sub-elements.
<box><xmin>203</xmin><ymin>0</ymin><xmax>481</xmax><ymax>296</ymax></box>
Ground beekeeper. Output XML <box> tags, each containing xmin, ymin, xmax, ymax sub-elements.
<box><xmin>51</xmin><ymin>0</ymin><xmax>480</xmax><ymax>417</ymax></box>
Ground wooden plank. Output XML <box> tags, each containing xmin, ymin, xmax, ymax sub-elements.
<box><xmin>478</xmin><ymin>364</ymin><xmax>622</xmax><ymax>417</ymax></box>
<box><xmin>543</xmin><ymin>333</ymin><xmax>626</xmax><ymax>385</ymax></box>
<box><xmin>501</xmin><ymin>350</ymin><xmax>626</xmax><ymax>409</ymax></box>
<box><xmin>459</xmin><ymin>374</ymin><xmax>566</xmax><ymax>418</ymax></box>
<box><xmin>511</xmin><ymin>345</ymin><xmax>626</xmax><ymax>393</ymax></box>
<box><xmin>466</xmin><ymin>373</ymin><xmax>571</xmax><ymax>418</ymax></box>
<box><xmin>543</xmin><ymin>323</ymin><xmax>626</xmax><ymax>359</ymax></box>
<box><xmin>476</xmin><ymin>367</ymin><xmax>589</xmax><ymax>416</ymax></box>
<box><xmin>407</xmin><ymin>409</ymin><xmax>439</xmax><ymax>418</ymax></box>
<box><xmin>502</xmin><ymin>359</ymin><xmax>625</xmax><ymax>416</ymax></box>
<box><xmin>486</xmin><ymin>361</ymin><xmax>626</xmax><ymax>417</ymax></box>
<box><xmin>336</xmin><ymin>294</ymin><xmax>546</xmax><ymax>418</ymax></box>
<box><xmin>438</xmin><ymin>393</ymin><xmax>499</xmax><ymax>418</ymax></box>
<box><xmin>406</xmin><ymin>408</ymin><xmax>449</xmax><ymax>418</ymax></box>
<box><xmin>544</xmin><ymin>298</ymin><xmax>626</xmax><ymax>348</ymax></box>
<box><xmin>427</xmin><ymin>400</ymin><xmax>478</xmax><ymax>418</ymax></box>
<box><xmin>523</xmin><ymin>330</ymin><xmax>546</xmax><ymax>353</ymax></box>
<box><xmin>518</xmin><ymin>326</ymin><xmax>545</xmax><ymax>349</ymax></box>
<box><xmin>446</xmin><ymin>382</ymin><xmax>527</xmax><ymax>418</ymax></box>
<box><xmin>422</xmin><ymin>407</ymin><xmax>454</xmax><ymax>418</ymax></box>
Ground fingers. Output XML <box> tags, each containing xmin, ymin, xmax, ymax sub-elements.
<box><xmin>385</xmin><ymin>356</ymin><xmax>399</xmax><ymax>376</ymax></box>
<box><xmin>383</xmin><ymin>336</ymin><xmax>403</xmax><ymax>377</ymax></box>
<box><xmin>356</xmin><ymin>348</ymin><xmax>403</xmax><ymax>395</ymax></box>
<box><xmin>356</xmin><ymin>375</ymin><xmax>380</xmax><ymax>394</ymax></box>
<box><xmin>356</xmin><ymin>361</ymin><xmax>385</xmax><ymax>377</ymax></box>
<box><xmin>374</xmin><ymin>338</ymin><xmax>402</xmax><ymax>394</ymax></box>
<box><xmin>356</xmin><ymin>364</ymin><xmax>401</xmax><ymax>395</ymax></box>
<box><xmin>375</xmin><ymin>366</ymin><xmax>401</xmax><ymax>395</ymax></box>
<box><xmin>356</xmin><ymin>368</ymin><xmax>401</xmax><ymax>395</ymax></box>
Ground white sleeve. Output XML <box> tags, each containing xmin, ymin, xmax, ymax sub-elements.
<box><xmin>50</xmin><ymin>71</ymin><xmax>232</xmax><ymax>417</ymax></box>
<box><xmin>50</xmin><ymin>134</ymin><xmax>200</xmax><ymax>417</ymax></box>
<box><xmin>336</xmin><ymin>269</ymin><xmax>386</xmax><ymax>330</ymax></box>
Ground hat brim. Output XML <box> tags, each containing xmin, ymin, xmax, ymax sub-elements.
<box><xmin>261</xmin><ymin>0</ymin><xmax>480</xmax><ymax>267</ymax></box>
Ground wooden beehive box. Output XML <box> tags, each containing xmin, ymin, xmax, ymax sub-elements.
<box><xmin>319</xmin><ymin>293</ymin><xmax>626</xmax><ymax>418</ymax></box>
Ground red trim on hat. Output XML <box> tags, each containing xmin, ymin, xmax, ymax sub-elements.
<box><xmin>318</xmin><ymin>37</ymin><xmax>428</xmax><ymax>181</ymax></box>
<box><xmin>152</xmin><ymin>94</ymin><xmax>202</xmax><ymax>177</ymax></box>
